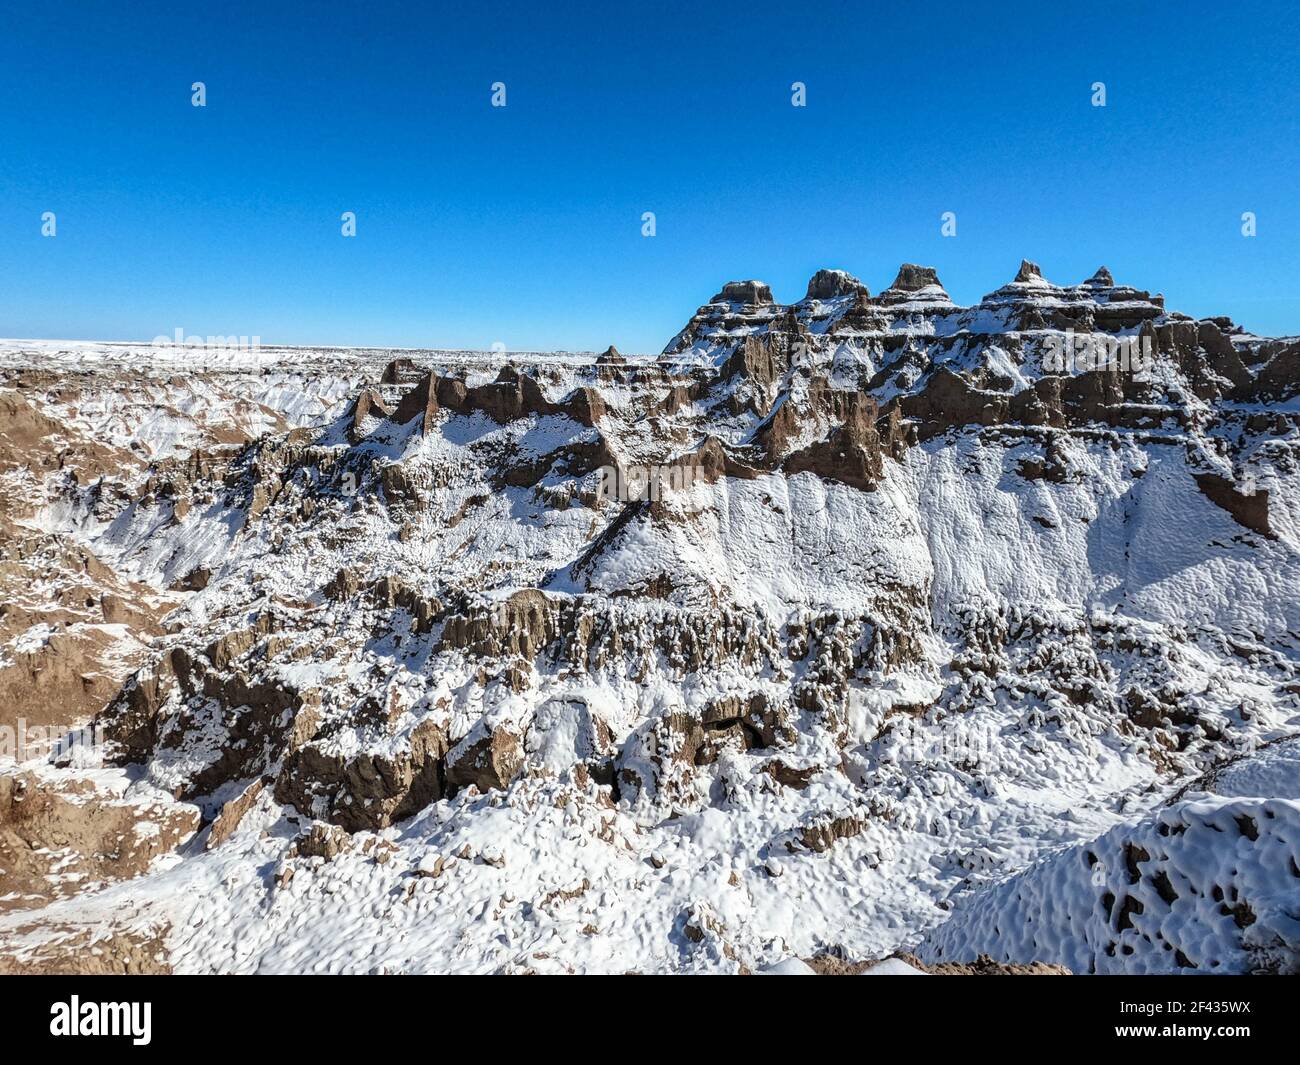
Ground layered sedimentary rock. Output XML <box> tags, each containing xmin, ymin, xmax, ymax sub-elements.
<box><xmin>3</xmin><ymin>260</ymin><xmax>1299</xmax><ymax>974</ymax></box>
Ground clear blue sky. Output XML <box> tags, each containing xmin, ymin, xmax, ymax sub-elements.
<box><xmin>1</xmin><ymin>0</ymin><xmax>1297</xmax><ymax>351</ymax></box>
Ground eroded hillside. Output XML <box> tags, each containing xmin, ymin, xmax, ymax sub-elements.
<box><xmin>2</xmin><ymin>262</ymin><xmax>1298</xmax><ymax>973</ymax></box>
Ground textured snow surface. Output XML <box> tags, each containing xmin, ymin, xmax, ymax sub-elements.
<box><xmin>920</xmin><ymin>796</ymin><xmax>1300</xmax><ymax>974</ymax></box>
<box><xmin>1206</xmin><ymin>738</ymin><xmax>1300</xmax><ymax>800</ymax></box>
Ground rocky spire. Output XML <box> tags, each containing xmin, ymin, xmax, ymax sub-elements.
<box><xmin>804</xmin><ymin>269</ymin><xmax>869</xmax><ymax>302</ymax></box>
<box><xmin>1014</xmin><ymin>259</ymin><xmax>1046</xmax><ymax>284</ymax></box>
<box><xmin>886</xmin><ymin>264</ymin><xmax>943</xmax><ymax>293</ymax></box>
<box><xmin>1084</xmin><ymin>266</ymin><xmax>1115</xmax><ymax>287</ymax></box>
<box><xmin>391</xmin><ymin>372</ymin><xmax>440</xmax><ymax>435</ymax></box>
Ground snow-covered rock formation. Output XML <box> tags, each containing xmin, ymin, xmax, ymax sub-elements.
<box><xmin>1</xmin><ymin>261</ymin><xmax>1298</xmax><ymax>973</ymax></box>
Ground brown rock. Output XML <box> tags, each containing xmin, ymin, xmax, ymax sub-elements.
<box><xmin>805</xmin><ymin>269</ymin><xmax>869</xmax><ymax>301</ymax></box>
<box><xmin>392</xmin><ymin>372</ymin><xmax>441</xmax><ymax>434</ymax></box>
<box><xmin>901</xmin><ymin>368</ymin><xmax>1009</xmax><ymax>438</ymax></box>
<box><xmin>720</xmin><ymin>334</ymin><xmax>789</xmax><ymax>415</ymax></box>
<box><xmin>713</xmin><ymin>280</ymin><xmax>774</xmax><ymax>305</ymax></box>
<box><xmin>445</xmin><ymin>725</ymin><xmax>523</xmax><ymax>793</ymax></box>
<box><xmin>348</xmin><ymin>388</ymin><xmax>391</xmax><ymax>444</ymax></box>
<box><xmin>0</xmin><ymin>771</ymin><xmax>199</xmax><ymax>911</ymax></box>
<box><xmin>1014</xmin><ymin>259</ymin><xmax>1045</xmax><ymax>283</ymax></box>
<box><xmin>783</xmin><ymin>400</ymin><xmax>885</xmax><ymax>492</ymax></box>
<box><xmin>1194</xmin><ymin>473</ymin><xmax>1270</xmax><ymax>536</ymax></box>
<box><xmin>206</xmin><ymin>778</ymin><xmax>266</xmax><ymax>849</ymax></box>
<box><xmin>564</xmin><ymin>386</ymin><xmax>607</xmax><ymax>427</ymax></box>
<box><xmin>796</xmin><ymin>813</ymin><xmax>867</xmax><ymax>853</ymax></box>
<box><xmin>886</xmin><ymin>263</ymin><xmax>942</xmax><ymax>293</ymax></box>
<box><xmin>0</xmin><ymin>925</ymin><xmax>172</xmax><ymax>975</ymax></box>
<box><xmin>275</xmin><ymin>718</ymin><xmax>448</xmax><ymax>831</ymax></box>
<box><xmin>381</xmin><ymin>357</ymin><xmax>418</xmax><ymax>385</ymax></box>
<box><xmin>1238</xmin><ymin>340</ymin><xmax>1300</xmax><ymax>402</ymax></box>
<box><xmin>295</xmin><ymin>821</ymin><xmax>351</xmax><ymax>860</ymax></box>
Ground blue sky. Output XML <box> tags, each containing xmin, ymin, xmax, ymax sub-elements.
<box><xmin>1</xmin><ymin>0</ymin><xmax>1297</xmax><ymax>351</ymax></box>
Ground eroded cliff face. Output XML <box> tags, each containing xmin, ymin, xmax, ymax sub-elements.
<box><xmin>2</xmin><ymin>263</ymin><xmax>1298</xmax><ymax>973</ymax></box>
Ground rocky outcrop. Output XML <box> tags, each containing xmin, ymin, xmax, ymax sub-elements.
<box><xmin>662</xmin><ymin>279</ymin><xmax>787</xmax><ymax>358</ymax></box>
<box><xmin>766</xmin><ymin>380</ymin><xmax>887</xmax><ymax>490</ymax></box>
<box><xmin>380</xmin><ymin>366</ymin><xmax>583</xmax><ymax>433</ymax></box>
<box><xmin>0</xmin><ymin>924</ymin><xmax>174</xmax><ymax>975</ymax></box>
<box><xmin>391</xmin><ymin>372</ymin><xmax>441</xmax><ymax>434</ymax></box>
<box><xmin>1237</xmin><ymin>340</ymin><xmax>1300</xmax><ymax>402</ymax></box>
<box><xmin>804</xmin><ymin>269</ymin><xmax>869</xmax><ymax>302</ymax></box>
<box><xmin>713</xmin><ymin>280</ymin><xmax>774</xmax><ymax>305</ymax></box>
<box><xmin>438</xmin><ymin>589</ymin><xmax>560</xmax><ymax>659</ymax></box>
<box><xmin>472</xmin><ymin>367</ymin><xmax>560</xmax><ymax>423</ymax></box>
<box><xmin>440</xmin><ymin>593</ymin><xmax>785</xmax><ymax>680</ymax></box>
<box><xmin>889</xmin><ymin>263</ymin><xmax>942</xmax><ymax>292</ymax></box>
<box><xmin>1013</xmin><ymin>259</ymin><xmax>1048</xmax><ymax>284</ymax></box>
<box><xmin>563</xmin><ymin>385</ymin><xmax>607</xmax><ymax>427</ymax></box>
<box><xmin>783</xmin><ymin>418</ymin><xmax>885</xmax><ymax>491</ymax></box>
<box><xmin>348</xmin><ymin>388</ymin><xmax>391</xmax><ymax>444</ymax></box>
<box><xmin>445</xmin><ymin>724</ymin><xmax>523</xmax><ymax>793</ymax></box>
<box><xmin>206</xmin><ymin>779</ymin><xmax>266</xmax><ymax>849</ymax></box>
<box><xmin>899</xmin><ymin>368</ymin><xmax>1009</xmax><ymax>439</ymax></box>
<box><xmin>381</xmin><ymin>357</ymin><xmax>420</xmax><ymax>385</ymax></box>
<box><xmin>720</xmin><ymin>334</ymin><xmax>790</xmax><ymax>415</ymax></box>
<box><xmin>294</xmin><ymin>821</ymin><xmax>352</xmax><ymax>860</ymax></box>
<box><xmin>1195</xmin><ymin>473</ymin><xmax>1271</xmax><ymax>536</ymax></box>
<box><xmin>672</xmin><ymin>436</ymin><xmax>763</xmax><ymax>485</ymax></box>
<box><xmin>795</xmin><ymin>812</ymin><xmax>868</xmax><ymax>853</ymax></box>
<box><xmin>701</xmin><ymin>692</ymin><xmax>793</xmax><ymax>750</ymax></box>
<box><xmin>276</xmin><ymin>719</ymin><xmax>448</xmax><ymax>832</ymax></box>
<box><xmin>0</xmin><ymin>771</ymin><xmax>199</xmax><ymax>911</ymax></box>
<box><xmin>99</xmin><ymin>625</ymin><xmax>324</xmax><ymax>798</ymax></box>
<box><xmin>877</xmin><ymin>263</ymin><xmax>948</xmax><ymax>305</ymax></box>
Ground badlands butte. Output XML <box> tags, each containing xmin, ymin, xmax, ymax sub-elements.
<box><xmin>1</xmin><ymin>260</ymin><xmax>1298</xmax><ymax>975</ymax></box>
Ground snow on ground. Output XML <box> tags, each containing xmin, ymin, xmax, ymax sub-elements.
<box><xmin>919</xmin><ymin>796</ymin><xmax>1300</xmax><ymax>974</ymax></box>
<box><xmin>2</xmin><ymin>275</ymin><xmax>1297</xmax><ymax>975</ymax></box>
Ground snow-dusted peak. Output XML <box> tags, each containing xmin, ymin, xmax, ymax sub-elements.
<box><xmin>1013</xmin><ymin>258</ymin><xmax>1053</xmax><ymax>287</ymax></box>
<box><xmin>711</xmin><ymin>279</ymin><xmax>775</xmax><ymax>306</ymax></box>
<box><xmin>803</xmin><ymin>268</ymin><xmax>870</xmax><ymax>302</ymax></box>
<box><xmin>876</xmin><ymin>263</ymin><xmax>952</xmax><ymax>305</ymax></box>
